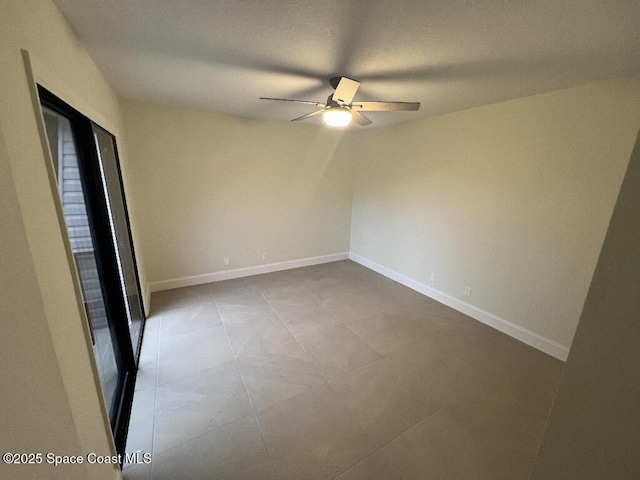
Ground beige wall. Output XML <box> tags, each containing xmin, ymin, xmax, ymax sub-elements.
<box><xmin>0</xmin><ymin>1</ymin><xmax>128</xmax><ymax>478</ymax></box>
<box><xmin>349</xmin><ymin>79</ymin><xmax>640</xmax><ymax>351</ymax></box>
<box><xmin>122</xmin><ymin>102</ymin><xmax>353</xmax><ymax>287</ymax></box>
<box><xmin>531</xmin><ymin>130</ymin><xmax>640</xmax><ymax>479</ymax></box>
<box><xmin>3</xmin><ymin>3</ymin><xmax>640</xmax><ymax>477</ymax></box>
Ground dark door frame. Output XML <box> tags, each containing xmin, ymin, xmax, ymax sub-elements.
<box><xmin>92</xmin><ymin>122</ymin><xmax>147</xmax><ymax>361</ymax></box>
<box><xmin>38</xmin><ymin>85</ymin><xmax>143</xmax><ymax>455</ymax></box>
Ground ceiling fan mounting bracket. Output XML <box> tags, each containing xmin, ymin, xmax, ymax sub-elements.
<box><xmin>326</xmin><ymin>94</ymin><xmax>341</xmax><ymax>108</ymax></box>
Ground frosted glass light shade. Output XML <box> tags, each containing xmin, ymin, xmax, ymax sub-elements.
<box><xmin>322</xmin><ymin>107</ymin><xmax>352</xmax><ymax>127</ymax></box>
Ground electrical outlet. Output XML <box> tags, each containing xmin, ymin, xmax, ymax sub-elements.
<box><xmin>464</xmin><ymin>286</ymin><xmax>472</xmax><ymax>296</ymax></box>
<box><xmin>224</xmin><ymin>257</ymin><xmax>230</xmax><ymax>266</ymax></box>
<box><xmin>262</xmin><ymin>252</ymin><xmax>269</xmax><ymax>261</ymax></box>
<box><xmin>429</xmin><ymin>273</ymin><xmax>436</xmax><ymax>282</ymax></box>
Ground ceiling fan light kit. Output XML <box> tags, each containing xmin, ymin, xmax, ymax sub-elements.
<box><xmin>260</xmin><ymin>76</ymin><xmax>420</xmax><ymax>128</ymax></box>
<box><xmin>322</xmin><ymin>107</ymin><xmax>352</xmax><ymax>127</ymax></box>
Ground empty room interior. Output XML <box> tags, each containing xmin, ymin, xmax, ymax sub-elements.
<box><xmin>2</xmin><ymin>1</ymin><xmax>640</xmax><ymax>479</ymax></box>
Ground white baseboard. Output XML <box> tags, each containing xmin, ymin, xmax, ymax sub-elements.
<box><xmin>145</xmin><ymin>250</ymin><xmax>569</xmax><ymax>361</ymax></box>
<box><xmin>349</xmin><ymin>252</ymin><xmax>569</xmax><ymax>362</ymax></box>
<box><xmin>148</xmin><ymin>252</ymin><xmax>350</xmax><ymax>293</ymax></box>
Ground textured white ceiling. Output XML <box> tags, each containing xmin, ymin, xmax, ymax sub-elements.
<box><xmin>54</xmin><ymin>0</ymin><xmax>640</xmax><ymax>127</ymax></box>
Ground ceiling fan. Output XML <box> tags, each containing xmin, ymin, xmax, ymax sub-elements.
<box><xmin>260</xmin><ymin>76</ymin><xmax>420</xmax><ymax>127</ymax></box>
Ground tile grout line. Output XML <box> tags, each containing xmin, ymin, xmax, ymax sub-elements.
<box><xmin>327</xmin><ymin>403</ymin><xmax>447</xmax><ymax>480</ymax></box>
<box><xmin>257</xmin><ymin>277</ymin><xmax>454</xmax><ymax>480</ymax></box>
<box><xmin>259</xmin><ymin>280</ymin><xmax>397</xmax><ymax>480</ymax></box>
<box><xmin>257</xmin><ymin>282</ymin><xmax>344</xmax><ymax>398</ymax></box>
<box><xmin>151</xmin><ymin>270</ymin><xmax>440</xmax><ymax>477</ymax></box>
<box><xmin>210</xmin><ymin>285</ymin><xmax>282</xmax><ymax>480</ymax></box>
<box><xmin>136</xmin><ymin>265</ymin><xmax>559</xmax><ymax>479</ymax></box>
<box><xmin>255</xmin><ymin>279</ymin><xmax>385</xmax><ymax>479</ymax></box>
<box><xmin>145</xmin><ymin>291</ymin><xmax>221</xmax><ymax>475</ymax></box>
<box><xmin>122</xmin><ymin>302</ymin><xmax>162</xmax><ymax>474</ymax></box>
<box><xmin>121</xmin><ymin>302</ymin><xmax>164</xmax><ymax>477</ymax></box>
<box><xmin>148</xmin><ymin>308</ymin><xmax>162</xmax><ymax>480</ymax></box>
<box><xmin>324</xmin><ymin>284</ymin><xmax>451</xmax><ymax>476</ymax></box>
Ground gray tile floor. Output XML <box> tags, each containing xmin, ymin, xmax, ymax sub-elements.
<box><xmin>123</xmin><ymin>260</ymin><xmax>562</xmax><ymax>480</ymax></box>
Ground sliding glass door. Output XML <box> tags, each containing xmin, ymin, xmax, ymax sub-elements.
<box><xmin>93</xmin><ymin>125</ymin><xmax>145</xmax><ymax>358</ymax></box>
<box><xmin>39</xmin><ymin>87</ymin><xmax>144</xmax><ymax>455</ymax></box>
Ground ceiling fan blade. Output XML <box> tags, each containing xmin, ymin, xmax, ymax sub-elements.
<box><xmin>260</xmin><ymin>97</ymin><xmax>325</xmax><ymax>107</ymax></box>
<box><xmin>352</xmin><ymin>111</ymin><xmax>372</xmax><ymax>126</ymax></box>
<box><xmin>351</xmin><ymin>101</ymin><xmax>420</xmax><ymax>112</ymax></box>
<box><xmin>332</xmin><ymin>77</ymin><xmax>360</xmax><ymax>104</ymax></box>
<box><xmin>291</xmin><ymin>109</ymin><xmax>325</xmax><ymax>122</ymax></box>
